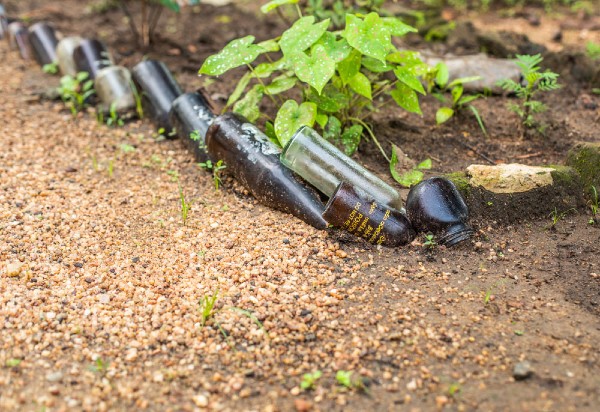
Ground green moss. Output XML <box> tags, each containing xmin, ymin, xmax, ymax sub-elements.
<box><xmin>548</xmin><ymin>165</ymin><xmax>580</xmax><ymax>188</ymax></box>
<box><xmin>566</xmin><ymin>143</ymin><xmax>600</xmax><ymax>192</ymax></box>
<box><xmin>445</xmin><ymin>171</ymin><xmax>471</xmax><ymax>197</ymax></box>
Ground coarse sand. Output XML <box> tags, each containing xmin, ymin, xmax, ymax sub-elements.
<box><xmin>1</xmin><ymin>42</ymin><xmax>600</xmax><ymax>411</ymax></box>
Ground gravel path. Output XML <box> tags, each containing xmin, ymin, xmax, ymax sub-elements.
<box><xmin>1</xmin><ymin>42</ymin><xmax>599</xmax><ymax>411</ymax></box>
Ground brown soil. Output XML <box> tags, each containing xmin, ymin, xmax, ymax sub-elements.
<box><xmin>1</xmin><ymin>1</ymin><xmax>599</xmax><ymax>411</ymax></box>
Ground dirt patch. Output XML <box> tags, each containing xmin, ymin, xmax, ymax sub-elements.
<box><xmin>1</xmin><ymin>1</ymin><xmax>599</xmax><ymax>411</ymax></box>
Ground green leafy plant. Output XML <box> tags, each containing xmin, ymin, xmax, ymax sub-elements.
<box><xmin>390</xmin><ymin>145</ymin><xmax>432</xmax><ymax>187</ymax></box>
<box><xmin>98</xmin><ymin>102</ymin><xmax>125</xmax><ymax>127</ymax></box>
<box><xmin>199</xmin><ymin>4</ymin><xmax>429</xmax><ymax>160</ymax></box>
<box><xmin>423</xmin><ymin>233</ymin><xmax>437</xmax><ymax>250</ymax></box>
<box><xmin>586</xmin><ymin>42</ymin><xmax>600</xmax><ymax>60</ymax></box>
<box><xmin>547</xmin><ymin>207</ymin><xmax>574</xmax><ymax>229</ymax></box>
<box><xmin>178</xmin><ymin>183</ymin><xmax>192</xmax><ymax>226</ymax></box>
<box><xmin>89</xmin><ymin>357</ymin><xmax>109</xmax><ymax>374</ymax></box>
<box><xmin>5</xmin><ymin>358</ymin><xmax>22</xmax><ymax>368</ymax></box>
<box><xmin>107</xmin><ymin>158</ymin><xmax>115</xmax><ymax>178</ymax></box>
<box><xmin>300</xmin><ymin>370</ymin><xmax>322</xmax><ymax>391</ymax></box>
<box><xmin>42</xmin><ymin>62</ymin><xmax>59</xmax><ymax>74</ymax></box>
<box><xmin>498</xmin><ymin>54</ymin><xmax>560</xmax><ymax>136</ymax></box>
<box><xmin>57</xmin><ymin>72</ymin><xmax>96</xmax><ymax>117</ymax></box>
<box><xmin>198</xmin><ymin>160</ymin><xmax>226</xmax><ymax>191</ymax></box>
<box><xmin>433</xmin><ymin>62</ymin><xmax>487</xmax><ymax>137</ymax></box>
<box><xmin>336</xmin><ymin>370</ymin><xmax>367</xmax><ymax>391</ymax></box>
<box><xmin>199</xmin><ymin>289</ymin><xmax>219</xmax><ymax>328</ymax></box>
<box><xmin>116</xmin><ymin>0</ymin><xmax>180</xmax><ymax>48</ymax></box>
<box><xmin>588</xmin><ymin>186</ymin><xmax>598</xmax><ymax>225</ymax></box>
<box><xmin>304</xmin><ymin>0</ymin><xmax>388</xmax><ymax>28</ymax></box>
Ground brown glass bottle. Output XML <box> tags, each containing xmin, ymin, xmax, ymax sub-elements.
<box><xmin>132</xmin><ymin>60</ymin><xmax>183</xmax><ymax>132</ymax></box>
<box><xmin>73</xmin><ymin>39</ymin><xmax>113</xmax><ymax>79</ymax></box>
<box><xmin>323</xmin><ymin>182</ymin><xmax>416</xmax><ymax>247</ymax></box>
<box><xmin>205</xmin><ymin>112</ymin><xmax>328</xmax><ymax>230</ymax></box>
<box><xmin>405</xmin><ymin>177</ymin><xmax>472</xmax><ymax>247</ymax></box>
<box><xmin>28</xmin><ymin>22</ymin><xmax>58</xmax><ymax>66</ymax></box>
<box><xmin>169</xmin><ymin>92</ymin><xmax>214</xmax><ymax>162</ymax></box>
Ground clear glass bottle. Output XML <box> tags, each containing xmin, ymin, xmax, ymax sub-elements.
<box><xmin>281</xmin><ymin>126</ymin><xmax>403</xmax><ymax>210</ymax></box>
<box><xmin>56</xmin><ymin>36</ymin><xmax>83</xmax><ymax>76</ymax></box>
<box><xmin>95</xmin><ymin>66</ymin><xmax>136</xmax><ymax>113</ymax></box>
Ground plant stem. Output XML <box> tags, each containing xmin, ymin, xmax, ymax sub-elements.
<box><xmin>246</xmin><ymin>64</ymin><xmax>279</xmax><ymax>105</ymax></box>
<box><xmin>348</xmin><ymin>117</ymin><xmax>391</xmax><ymax>162</ymax></box>
<box><xmin>118</xmin><ymin>0</ymin><xmax>141</xmax><ymax>47</ymax></box>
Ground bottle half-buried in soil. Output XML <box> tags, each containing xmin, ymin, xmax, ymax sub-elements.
<box><xmin>169</xmin><ymin>92</ymin><xmax>214</xmax><ymax>162</ymax></box>
<box><xmin>95</xmin><ymin>66</ymin><xmax>136</xmax><ymax>113</ymax></box>
<box><xmin>281</xmin><ymin>126</ymin><xmax>404</xmax><ymax>211</ymax></box>
<box><xmin>73</xmin><ymin>39</ymin><xmax>113</xmax><ymax>79</ymax></box>
<box><xmin>405</xmin><ymin>177</ymin><xmax>472</xmax><ymax>247</ymax></box>
<box><xmin>132</xmin><ymin>60</ymin><xmax>183</xmax><ymax>132</ymax></box>
<box><xmin>323</xmin><ymin>182</ymin><xmax>416</xmax><ymax>247</ymax></box>
<box><xmin>56</xmin><ymin>36</ymin><xmax>83</xmax><ymax>76</ymax></box>
<box><xmin>0</xmin><ymin>5</ymin><xmax>8</xmax><ymax>40</ymax></box>
<box><xmin>8</xmin><ymin>22</ymin><xmax>30</xmax><ymax>59</ymax></box>
<box><xmin>205</xmin><ymin>112</ymin><xmax>328</xmax><ymax>230</ymax></box>
<box><xmin>28</xmin><ymin>22</ymin><xmax>58</xmax><ymax>66</ymax></box>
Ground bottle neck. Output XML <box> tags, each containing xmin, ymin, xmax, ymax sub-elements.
<box><xmin>438</xmin><ymin>223</ymin><xmax>472</xmax><ymax>247</ymax></box>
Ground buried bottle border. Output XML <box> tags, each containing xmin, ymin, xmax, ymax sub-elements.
<box><xmin>2</xmin><ymin>16</ymin><xmax>476</xmax><ymax>242</ymax></box>
<box><xmin>281</xmin><ymin>126</ymin><xmax>404</xmax><ymax>211</ymax></box>
<box><xmin>169</xmin><ymin>92</ymin><xmax>214</xmax><ymax>162</ymax></box>
<box><xmin>323</xmin><ymin>182</ymin><xmax>416</xmax><ymax>247</ymax></box>
<box><xmin>132</xmin><ymin>59</ymin><xmax>183</xmax><ymax>132</ymax></box>
<box><xmin>406</xmin><ymin>177</ymin><xmax>472</xmax><ymax>246</ymax></box>
<box><xmin>73</xmin><ymin>39</ymin><xmax>113</xmax><ymax>79</ymax></box>
<box><xmin>28</xmin><ymin>21</ymin><xmax>58</xmax><ymax>66</ymax></box>
<box><xmin>205</xmin><ymin>112</ymin><xmax>328</xmax><ymax>230</ymax></box>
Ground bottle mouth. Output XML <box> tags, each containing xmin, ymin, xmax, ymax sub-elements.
<box><xmin>438</xmin><ymin>224</ymin><xmax>473</xmax><ymax>247</ymax></box>
<box><xmin>280</xmin><ymin>125</ymin><xmax>307</xmax><ymax>163</ymax></box>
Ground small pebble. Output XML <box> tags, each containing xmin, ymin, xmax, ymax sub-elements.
<box><xmin>513</xmin><ymin>361</ymin><xmax>533</xmax><ymax>381</ymax></box>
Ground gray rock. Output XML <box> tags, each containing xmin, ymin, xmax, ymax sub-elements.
<box><xmin>46</xmin><ymin>371</ymin><xmax>63</xmax><ymax>382</ymax></box>
<box><xmin>513</xmin><ymin>361</ymin><xmax>533</xmax><ymax>381</ymax></box>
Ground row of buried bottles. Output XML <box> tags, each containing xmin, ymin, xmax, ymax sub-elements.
<box><xmin>0</xmin><ymin>12</ymin><xmax>472</xmax><ymax>248</ymax></box>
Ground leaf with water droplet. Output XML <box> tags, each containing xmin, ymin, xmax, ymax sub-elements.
<box><xmin>289</xmin><ymin>45</ymin><xmax>335</xmax><ymax>95</ymax></box>
<box><xmin>274</xmin><ymin>100</ymin><xmax>317</xmax><ymax>147</ymax></box>
<box><xmin>342</xmin><ymin>13</ymin><xmax>392</xmax><ymax>63</ymax></box>
<box><xmin>280</xmin><ymin>16</ymin><xmax>330</xmax><ymax>57</ymax></box>
<box><xmin>199</xmin><ymin>36</ymin><xmax>264</xmax><ymax>75</ymax></box>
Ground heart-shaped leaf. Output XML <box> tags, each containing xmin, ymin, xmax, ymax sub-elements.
<box><xmin>290</xmin><ymin>45</ymin><xmax>335</xmax><ymax>94</ymax></box>
<box><xmin>226</xmin><ymin>71</ymin><xmax>252</xmax><ymax>108</ymax></box>
<box><xmin>280</xmin><ymin>16</ymin><xmax>330</xmax><ymax>57</ymax></box>
<box><xmin>323</xmin><ymin>115</ymin><xmax>342</xmax><ymax>141</ymax></box>
<box><xmin>307</xmin><ymin>84</ymin><xmax>348</xmax><ymax>113</ymax></box>
<box><xmin>394</xmin><ymin>66</ymin><xmax>425</xmax><ymax>95</ymax></box>
<box><xmin>315</xmin><ymin>32</ymin><xmax>352</xmax><ymax>62</ymax></box>
<box><xmin>390</xmin><ymin>82</ymin><xmax>422</xmax><ymax>115</ymax></box>
<box><xmin>338</xmin><ymin>49</ymin><xmax>361</xmax><ymax>84</ymax></box>
<box><xmin>341</xmin><ymin>124</ymin><xmax>363</xmax><ymax>155</ymax></box>
<box><xmin>199</xmin><ymin>36</ymin><xmax>264</xmax><ymax>75</ymax></box>
<box><xmin>394</xmin><ymin>169</ymin><xmax>424</xmax><ymax>187</ymax></box>
<box><xmin>436</xmin><ymin>107</ymin><xmax>454</xmax><ymax>124</ymax></box>
<box><xmin>233</xmin><ymin>84</ymin><xmax>264</xmax><ymax>123</ymax></box>
<box><xmin>348</xmin><ymin>72</ymin><xmax>372</xmax><ymax>100</ymax></box>
<box><xmin>265</xmin><ymin>75</ymin><xmax>297</xmax><ymax>95</ymax></box>
<box><xmin>381</xmin><ymin>17</ymin><xmax>417</xmax><ymax>37</ymax></box>
<box><xmin>342</xmin><ymin>13</ymin><xmax>393</xmax><ymax>63</ymax></box>
<box><xmin>274</xmin><ymin>100</ymin><xmax>317</xmax><ymax>147</ymax></box>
